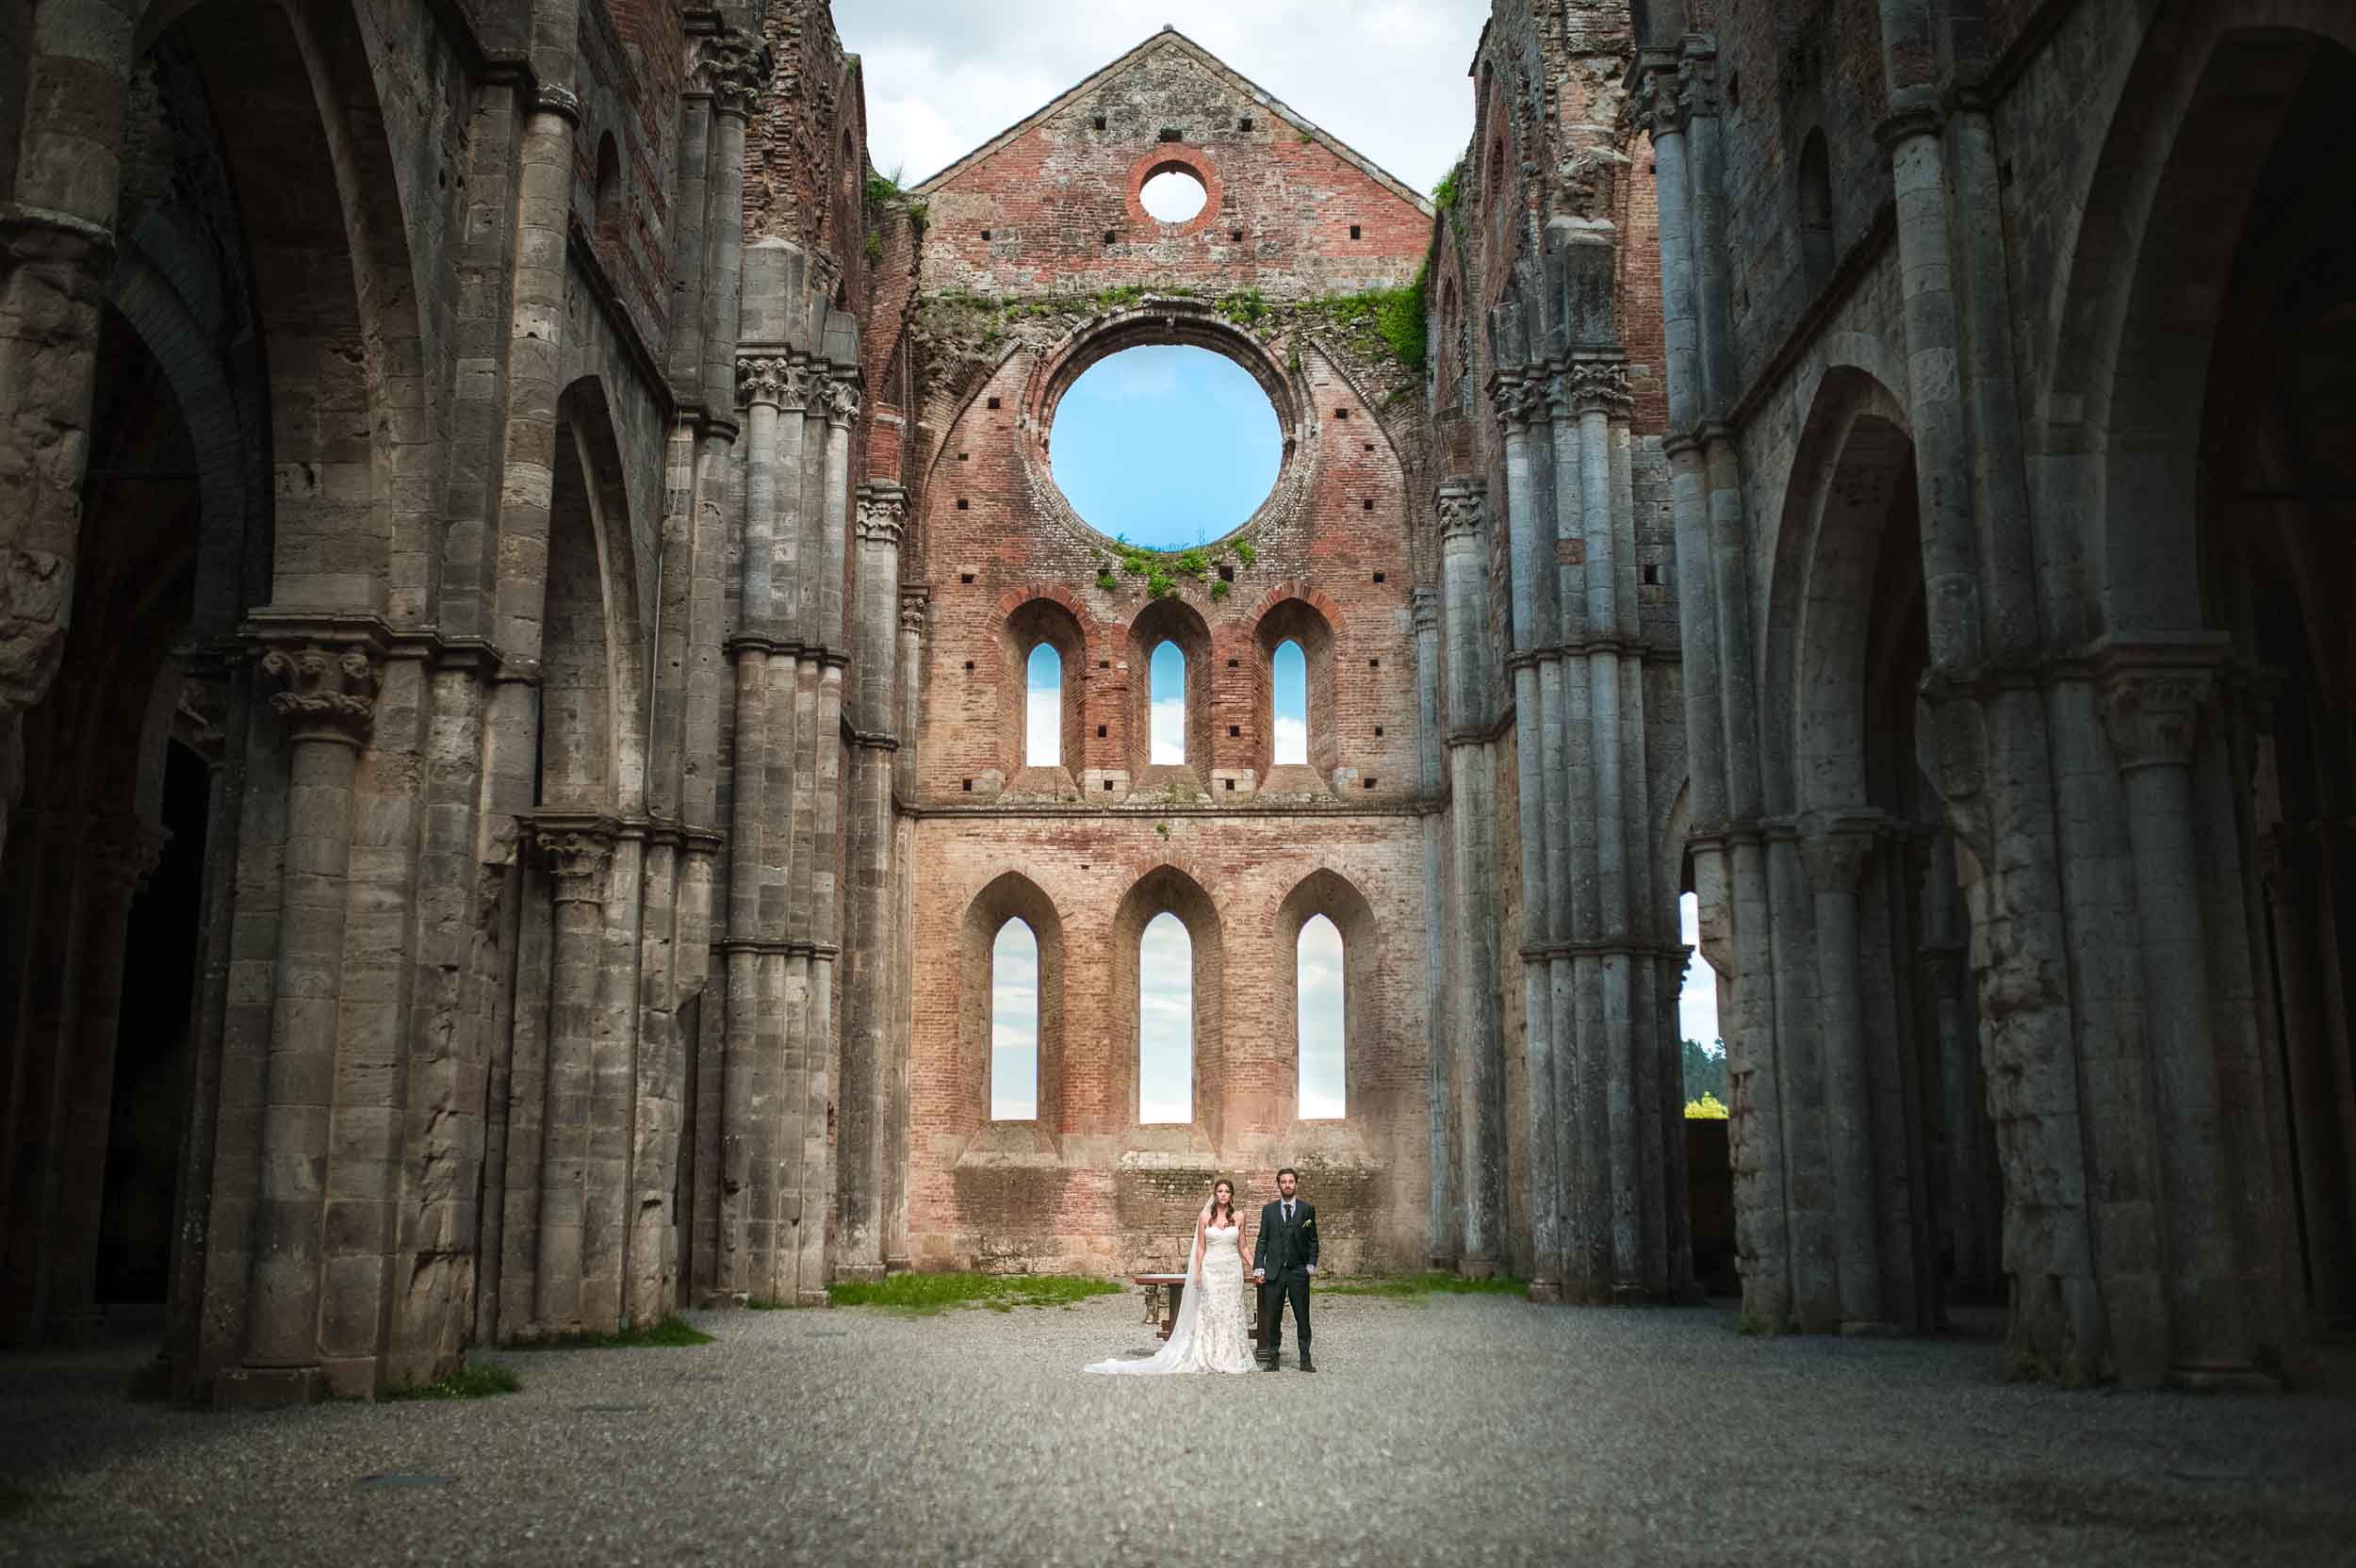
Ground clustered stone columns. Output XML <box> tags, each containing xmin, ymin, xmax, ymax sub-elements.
<box><xmin>1412</xmin><ymin>588</ymin><xmax>1453</xmax><ymax>1268</ymax></box>
<box><xmin>1633</xmin><ymin>9</ymin><xmax>2303</xmax><ymax>1381</ymax></box>
<box><xmin>215</xmin><ymin>636</ymin><xmax>381</xmax><ymax>1404</ymax></box>
<box><xmin>2095</xmin><ymin>644</ymin><xmax>2255</xmax><ymax>1382</ymax></box>
<box><xmin>1437</xmin><ymin>480</ymin><xmax>1506</xmax><ymax>1276</ymax></box>
<box><xmin>1488</xmin><ymin>353</ymin><xmax>1690</xmax><ymax>1306</ymax></box>
<box><xmin>0</xmin><ymin>0</ymin><xmax>138</xmax><ymax>873</ymax></box>
<box><xmin>0</xmin><ymin>808</ymin><xmax>164</xmax><ymax>1346</ymax></box>
<box><xmin>526</xmin><ymin>816</ymin><xmax>615</xmax><ymax>1332</ymax></box>
<box><xmin>1800</xmin><ymin>812</ymin><xmax>1890</xmax><ymax>1333</ymax></box>
<box><xmin>712</xmin><ymin>351</ymin><xmax>860</xmax><ymax>1308</ymax></box>
<box><xmin>838</xmin><ymin>480</ymin><xmax>906</xmax><ymax>1282</ymax></box>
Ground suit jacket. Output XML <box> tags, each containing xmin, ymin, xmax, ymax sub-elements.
<box><xmin>1253</xmin><ymin>1199</ymin><xmax>1318</xmax><ymax>1277</ymax></box>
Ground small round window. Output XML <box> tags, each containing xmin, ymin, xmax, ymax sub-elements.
<box><xmin>1140</xmin><ymin>164</ymin><xmax>1207</xmax><ymax>223</ymax></box>
<box><xmin>1049</xmin><ymin>344</ymin><xmax>1281</xmax><ymax>547</ymax></box>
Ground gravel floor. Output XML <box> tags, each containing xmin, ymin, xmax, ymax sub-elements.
<box><xmin>3</xmin><ymin>1294</ymin><xmax>2353</xmax><ymax>1567</ymax></box>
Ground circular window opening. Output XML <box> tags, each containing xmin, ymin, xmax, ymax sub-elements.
<box><xmin>1049</xmin><ymin>344</ymin><xmax>1281</xmax><ymax>548</ymax></box>
<box><xmin>1140</xmin><ymin>164</ymin><xmax>1208</xmax><ymax>223</ymax></box>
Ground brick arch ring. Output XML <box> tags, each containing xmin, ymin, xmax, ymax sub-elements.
<box><xmin>1013</xmin><ymin>299</ymin><xmax>1319</xmax><ymax>550</ymax></box>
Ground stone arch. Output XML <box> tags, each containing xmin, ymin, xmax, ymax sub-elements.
<box><xmin>1109</xmin><ymin>865</ymin><xmax>1224</xmax><ymax>1144</ymax></box>
<box><xmin>537</xmin><ymin>377</ymin><xmax>646</xmax><ymax>816</ymax></box>
<box><xmin>957</xmin><ymin>872</ymin><xmax>1064</xmax><ymax>1148</ymax></box>
<box><xmin>1273</xmin><ymin>869</ymin><xmax>1381</xmax><ymax>1125</ymax></box>
<box><xmin>2041</xmin><ymin>2</ymin><xmax>2356</xmax><ymax>640</ymax></box>
<box><xmin>1761</xmin><ymin>365</ymin><xmax>1916</xmax><ymax>819</ymax></box>
<box><xmin>1249</xmin><ymin>594</ymin><xmax>1338</xmax><ymax>787</ymax></box>
<box><xmin>1126</xmin><ymin>596</ymin><xmax>1214</xmax><ymax>786</ymax></box>
<box><xmin>172</xmin><ymin>0</ymin><xmax>434</xmax><ymax>619</ymax></box>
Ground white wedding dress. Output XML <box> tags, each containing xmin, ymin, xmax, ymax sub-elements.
<box><xmin>1087</xmin><ymin>1222</ymin><xmax>1257</xmax><ymax>1375</ymax></box>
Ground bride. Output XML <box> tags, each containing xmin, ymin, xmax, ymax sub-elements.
<box><xmin>1087</xmin><ymin>1179</ymin><xmax>1257</xmax><ymax>1375</ymax></box>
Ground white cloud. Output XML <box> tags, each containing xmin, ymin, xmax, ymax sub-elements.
<box><xmin>1139</xmin><ymin>912</ymin><xmax>1194</xmax><ymax>1122</ymax></box>
<box><xmin>992</xmin><ymin>920</ymin><xmax>1039</xmax><ymax>1119</ymax></box>
<box><xmin>1150</xmin><ymin>694</ymin><xmax>1186</xmax><ymax>765</ymax></box>
<box><xmin>837</xmin><ymin>2</ymin><xmax>1489</xmax><ymax>196</ymax></box>
<box><xmin>1678</xmin><ymin>892</ymin><xmax>1720</xmax><ymax>1047</ymax></box>
<box><xmin>1272</xmin><ymin>713</ymin><xmax>1308</xmax><ymax>766</ymax></box>
<box><xmin>1297</xmin><ymin>916</ymin><xmax>1345</xmax><ymax>1117</ymax></box>
<box><xmin>1026</xmin><ymin>688</ymin><xmax>1061</xmax><ymax>766</ymax></box>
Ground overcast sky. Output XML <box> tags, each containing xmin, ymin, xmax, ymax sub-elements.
<box><xmin>838</xmin><ymin>1</ymin><xmax>1493</xmax><ymax>194</ymax></box>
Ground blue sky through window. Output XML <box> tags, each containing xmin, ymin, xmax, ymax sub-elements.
<box><xmin>1025</xmin><ymin>644</ymin><xmax>1060</xmax><ymax>767</ymax></box>
<box><xmin>1149</xmin><ymin>642</ymin><xmax>1186</xmax><ymax>764</ymax></box>
<box><xmin>1138</xmin><ymin>912</ymin><xmax>1193</xmax><ymax>1123</ymax></box>
<box><xmin>990</xmin><ymin>918</ymin><xmax>1039</xmax><ymax>1120</ymax></box>
<box><xmin>1050</xmin><ymin>346</ymin><xmax>1281</xmax><ymax>548</ymax></box>
<box><xmin>1272</xmin><ymin>640</ymin><xmax>1307</xmax><ymax>765</ymax></box>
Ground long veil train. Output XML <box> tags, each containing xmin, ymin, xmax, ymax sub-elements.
<box><xmin>1085</xmin><ymin>1210</ymin><xmax>1210</xmax><ymax>1375</ymax></box>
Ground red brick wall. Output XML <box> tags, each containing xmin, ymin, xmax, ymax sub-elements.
<box><xmin>885</xmin><ymin>34</ymin><xmax>1437</xmax><ymax>1275</ymax></box>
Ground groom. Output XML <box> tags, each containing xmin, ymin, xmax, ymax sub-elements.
<box><xmin>1252</xmin><ymin>1167</ymin><xmax>1317</xmax><ymax>1372</ymax></box>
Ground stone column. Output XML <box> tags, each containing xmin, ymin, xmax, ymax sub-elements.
<box><xmin>222</xmin><ymin>640</ymin><xmax>380</xmax><ymax>1404</ymax></box>
<box><xmin>529</xmin><ymin>817</ymin><xmax>616</xmax><ymax>1335</ymax></box>
<box><xmin>40</xmin><ymin>817</ymin><xmax>166</xmax><ymax>1339</ymax></box>
<box><xmin>1413</xmin><ymin>588</ymin><xmax>1452</xmax><ymax>1267</ymax></box>
<box><xmin>839</xmin><ymin>482</ymin><xmax>904</xmax><ymax>1281</ymax></box>
<box><xmin>889</xmin><ymin>589</ymin><xmax>927</xmax><ymax>1269</ymax></box>
<box><xmin>1439</xmin><ymin>481</ymin><xmax>1505</xmax><ymax>1277</ymax></box>
<box><xmin>0</xmin><ymin>0</ymin><xmax>139</xmax><ymax>867</ymax></box>
<box><xmin>2266</xmin><ymin>829</ymin><xmax>2356</xmax><ymax>1327</ymax></box>
<box><xmin>2098</xmin><ymin>648</ymin><xmax>2255</xmax><ymax>1382</ymax></box>
<box><xmin>1497</xmin><ymin>371</ymin><xmax>1562</xmax><ymax>1299</ymax></box>
<box><xmin>1803</xmin><ymin>811</ymin><xmax>1888</xmax><ymax>1332</ymax></box>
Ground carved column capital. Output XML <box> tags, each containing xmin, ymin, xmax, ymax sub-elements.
<box><xmin>1628</xmin><ymin>63</ymin><xmax>1688</xmax><ymax>140</ymax></box>
<box><xmin>736</xmin><ymin>354</ymin><xmax>801</xmax><ymax>410</ymax></box>
<box><xmin>856</xmin><ymin>482</ymin><xmax>908</xmax><ymax>546</ymax></box>
<box><xmin>258</xmin><ymin>642</ymin><xmax>381</xmax><ymax>746</ymax></box>
<box><xmin>86</xmin><ymin>818</ymin><xmax>168</xmax><ymax>905</ymax></box>
<box><xmin>1412</xmin><ymin>587</ymin><xmax>1441</xmax><ymax>633</ymax></box>
<box><xmin>531</xmin><ymin>815</ymin><xmax>618</xmax><ymax>905</ymax></box>
<box><xmin>2097</xmin><ymin>645</ymin><xmax>2223</xmax><ymax>771</ymax></box>
<box><xmin>1566</xmin><ymin>361</ymin><xmax>1631</xmax><ymax>417</ymax></box>
<box><xmin>823</xmin><ymin>372</ymin><xmax>862</xmax><ymax>429</ymax></box>
<box><xmin>1800</xmin><ymin>810</ymin><xmax>1885</xmax><ymax>895</ymax></box>
<box><xmin>898</xmin><ymin>587</ymin><xmax>929</xmax><ymax>638</ymax></box>
<box><xmin>696</xmin><ymin>27</ymin><xmax>773</xmax><ymax>120</ymax></box>
<box><xmin>1437</xmin><ymin>480</ymin><xmax>1486</xmax><ymax>543</ymax></box>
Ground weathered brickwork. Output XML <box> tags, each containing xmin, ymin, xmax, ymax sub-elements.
<box><xmin>8</xmin><ymin>0</ymin><xmax>2334</xmax><ymax>1409</ymax></box>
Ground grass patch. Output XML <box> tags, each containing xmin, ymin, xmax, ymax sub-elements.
<box><xmin>827</xmin><ymin>1272</ymin><xmax>1123</xmax><ymax>1315</ymax></box>
<box><xmin>1317</xmin><ymin>1270</ymin><xmax>1530</xmax><ymax>1299</ymax></box>
<box><xmin>505</xmin><ymin>1314</ymin><xmax>714</xmax><ymax>1351</ymax></box>
<box><xmin>382</xmin><ymin>1362</ymin><xmax>522</xmax><ymax>1400</ymax></box>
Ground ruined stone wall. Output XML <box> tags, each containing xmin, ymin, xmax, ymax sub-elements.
<box><xmin>877</xmin><ymin>30</ymin><xmax>1438</xmax><ymax>1275</ymax></box>
<box><xmin>916</xmin><ymin>31</ymin><xmax>1429</xmax><ymax>302</ymax></box>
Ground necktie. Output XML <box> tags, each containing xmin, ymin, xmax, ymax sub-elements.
<box><xmin>1284</xmin><ymin>1202</ymin><xmax>1293</xmax><ymax>1223</ymax></box>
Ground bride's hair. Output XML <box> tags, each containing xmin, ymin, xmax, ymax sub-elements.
<box><xmin>1206</xmin><ymin>1178</ymin><xmax>1236</xmax><ymax>1228</ymax></box>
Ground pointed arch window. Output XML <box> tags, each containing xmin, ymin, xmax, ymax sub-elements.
<box><xmin>1025</xmin><ymin>644</ymin><xmax>1062</xmax><ymax>767</ymax></box>
<box><xmin>1297</xmin><ymin>914</ymin><xmax>1346</xmax><ymax>1119</ymax></box>
<box><xmin>1271</xmin><ymin>639</ymin><xmax>1308</xmax><ymax>765</ymax></box>
<box><xmin>990</xmin><ymin>918</ymin><xmax>1039</xmax><ymax>1120</ymax></box>
<box><xmin>1149</xmin><ymin>640</ymin><xmax>1186</xmax><ymax>765</ymax></box>
<box><xmin>1138</xmin><ymin>911</ymin><xmax>1194</xmax><ymax>1123</ymax></box>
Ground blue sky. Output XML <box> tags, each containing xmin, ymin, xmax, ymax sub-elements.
<box><xmin>1050</xmin><ymin>346</ymin><xmax>1282</xmax><ymax>549</ymax></box>
<box><xmin>990</xmin><ymin>918</ymin><xmax>1039</xmax><ymax>1119</ymax></box>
